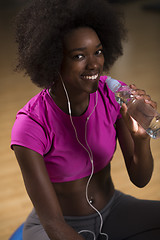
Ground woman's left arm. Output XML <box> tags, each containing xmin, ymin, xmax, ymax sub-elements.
<box><xmin>116</xmin><ymin>85</ymin><xmax>157</xmax><ymax>188</ymax></box>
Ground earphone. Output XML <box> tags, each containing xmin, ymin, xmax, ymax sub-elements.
<box><xmin>59</xmin><ymin>73</ymin><xmax>109</xmax><ymax>240</ymax></box>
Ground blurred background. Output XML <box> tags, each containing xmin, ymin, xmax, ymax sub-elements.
<box><xmin>0</xmin><ymin>0</ymin><xmax>160</xmax><ymax>239</ymax></box>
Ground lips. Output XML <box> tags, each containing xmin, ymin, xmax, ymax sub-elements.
<box><xmin>81</xmin><ymin>73</ymin><xmax>99</xmax><ymax>80</ymax></box>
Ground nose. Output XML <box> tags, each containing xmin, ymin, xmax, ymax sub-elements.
<box><xmin>86</xmin><ymin>55</ymin><xmax>98</xmax><ymax>70</ymax></box>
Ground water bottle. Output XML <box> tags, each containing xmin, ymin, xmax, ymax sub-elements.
<box><xmin>106</xmin><ymin>76</ymin><xmax>160</xmax><ymax>139</ymax></box>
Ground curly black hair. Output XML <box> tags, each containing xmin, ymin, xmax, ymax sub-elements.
<box><xmin>15</xmin><ymin>0</ymin><xmax>127</xmax><ymax>88</ymax></box>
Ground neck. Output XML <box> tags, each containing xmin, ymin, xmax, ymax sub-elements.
<box><xmin>50</xmin><ymin>82</ymin><xmax>90</xmax><ymax>116</ymax></box>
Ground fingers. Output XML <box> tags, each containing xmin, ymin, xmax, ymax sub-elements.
<box><xmin>120</xmin><ymin>103</ymin><xmax>139</xmax><ymax>134</ymax></box>
<box><xmin>129</xmin><ymin>84</ymin><xmax>157</xmax><ymax>110</ymax></box>
<box><xmin>145</xmin><ymin>99</ymin><xmax>157</xmax><ymax>109</ymax></box>
<box><xmin>120</xmin><ymin>102</ymin><xmax>127</xmax><ymax>115</ymax></box>
<box><xmin>120</xmin><ymin>103</ymin><xmax>131</xmax><ymax>125</ymax></box>
<box><xmin>129</xmin><ymin>84</ymin><xmax>146</xmax><ymax>96</ymax></box>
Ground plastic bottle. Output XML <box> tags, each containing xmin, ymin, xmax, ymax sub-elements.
<box><xmin>106</xmin><ymin>77</ymin><xmax>160</xmax><ymax>139</ymax></box>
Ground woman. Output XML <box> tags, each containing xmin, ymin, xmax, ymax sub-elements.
<box><xmin>11</xmin><ymin>0</ymin><xmax>160</xmax><ymax>239</ymax></box>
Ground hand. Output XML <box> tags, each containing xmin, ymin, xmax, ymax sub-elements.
<box><xmin>130</xmin><ymin>84</ymin><xmax>157</xmax><ymax>109</ymax></box>
<box><xmin>120</xmin><ymin>84</ymin><xmax>157</xmax><ymax>139</ymax></box>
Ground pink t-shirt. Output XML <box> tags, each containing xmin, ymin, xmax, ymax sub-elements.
<box><xmin>11</xmin><ymin>76</ymin><xmax>124</xmax><ymax>183</ymax></box>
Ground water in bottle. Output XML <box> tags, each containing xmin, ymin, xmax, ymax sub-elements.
<box><xmin>106</xmin><ymin>77</ymin><xmax>160</xmax><ymax>139</ymax></box>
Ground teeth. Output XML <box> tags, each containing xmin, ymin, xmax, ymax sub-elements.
<box><xmin>83</xmin><ymin>74</ymin><xmax>98</xmax><ymax>80</ymax></box>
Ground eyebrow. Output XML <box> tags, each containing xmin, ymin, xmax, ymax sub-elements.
<box><xmin>68</xmin><ymin>43</ymin><xmax>102</xmax><ymax>53</ymax></box>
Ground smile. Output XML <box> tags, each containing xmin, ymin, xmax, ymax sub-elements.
<box><xmin>82</xmin><ymin>74</ymin><xmax>99</xmax><ymax>80</ymax></box>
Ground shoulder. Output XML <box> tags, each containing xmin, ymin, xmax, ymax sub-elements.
<box><xmin>18</xmin><ymin>89</ymin><xmax>51</xmax><ymax>124</ymax></box>
<box><xmin>99</xmin><ymin>75</ymin><xmax>125</xmax><ymax>99</ymax></box>
<box><xmin>98</xmin><ymin>75</ymin><xmax>126</xmax><ymax>121</ymax></box>
<box><xmin>99</xmin><ymin>75</ymin><xmax>126</xmax><ymax>90</ymax></box>
<box><xmin>99</xmin><ymin>75</ymin><xmax>127</xmax><ymax>99</ymax></box>
<box><xmin>11</xmin><ymin>89</ymin><xmax>54</xmax><ymax>155</ymax></box>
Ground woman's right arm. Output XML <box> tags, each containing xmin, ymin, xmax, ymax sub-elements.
<box><xmin>13</xmin><ymin>145</ymin><xmax>84</xmax><ymax>240</ymax></box>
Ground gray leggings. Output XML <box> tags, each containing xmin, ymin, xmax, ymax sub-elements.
<box><xmin>23</xmin><ymin>190</ymin><xmax>160</xmax><ymax>240</ymax></box>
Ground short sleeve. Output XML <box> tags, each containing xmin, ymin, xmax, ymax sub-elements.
<box><xmin>11</xmin><ymin>113</ymin><xmax>48</xmax><ymax>156</ymax></box>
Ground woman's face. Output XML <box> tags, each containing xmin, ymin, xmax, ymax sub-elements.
<box><xmin>60</xmin><ymin>27</ymin><xmax>104</xmax><ymax>95</ymax></box>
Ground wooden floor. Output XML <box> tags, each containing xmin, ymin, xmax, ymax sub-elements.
<box><xmin>0</xmin><ymin>0</ymin><xmax>160</xmax><ymax>239</ymax></box>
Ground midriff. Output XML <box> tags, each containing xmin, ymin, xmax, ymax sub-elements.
<box><xmin>52</xmin><ymin>163</ymin><xmax>115</xmax><ymax>216</ymax></box>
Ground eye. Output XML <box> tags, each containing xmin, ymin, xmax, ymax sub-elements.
<box><xmin>73</xmin><ymin>54</ymin><xmax>85</xmax><ymax>60</ymax></box>
<box><xmin>95</xmin><ymin>49</ymin><xmax>103</xmax><ymax>56</ymax></box>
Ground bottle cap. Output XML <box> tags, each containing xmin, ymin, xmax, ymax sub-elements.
<box><xmin>106</xmin><ymin>77</ymin><xmax>121</xmax><ymax>92</ymax></box>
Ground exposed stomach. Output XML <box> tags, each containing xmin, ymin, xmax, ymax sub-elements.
<box><xmin>52</xmin><ymin>163</ymin><xmax>115</xmax><ymax>216</ymax></box>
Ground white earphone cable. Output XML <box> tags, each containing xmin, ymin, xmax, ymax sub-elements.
<box><xmin>60</xmin><ymin>75</ymin><xmax>108</xmax><ymax>240</ymax></box>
